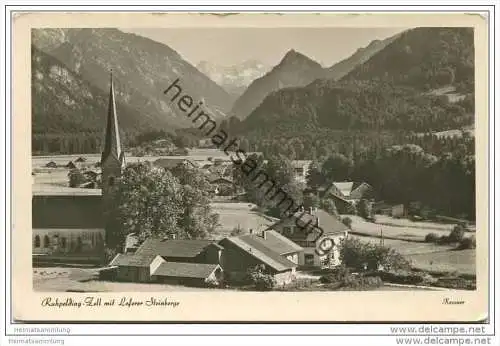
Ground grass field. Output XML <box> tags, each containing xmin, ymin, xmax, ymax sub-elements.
<box><xmin>211</xmin><ymin>202</ymin><xmax>277</xmax><ymax>239</ymax></box>
<box><xmin>407</xmin><ymin>250</ymin><xmax>476</xmax><ymax>275</ymax></box>
<box><xmin>346</xmin><ymin>215</ymin><xmax>475</xmax><ymax>242</ymax></box>
<box><xmin>33</xmin><ymin>267</ymin><xmax>216</xmax><ymax>292</ymax></box>
<box><xmin>349</xmin><ymin>234</ymin><xmax>476</xmax><ymax>276</ymax></box>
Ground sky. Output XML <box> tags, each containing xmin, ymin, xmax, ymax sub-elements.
<box><xmin>122</xmin><ymin>27</ymin><xmax>409</xmax><ymax>68</ymax></box>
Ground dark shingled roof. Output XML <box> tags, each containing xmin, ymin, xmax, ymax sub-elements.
<box><xmin>135</xmin><ymin>238</ymin><xmax>222</xmax><ymax>258</ymax></box>
<box><xmin>268</xmin><ymin>209</ymin><xmax>349</xmax><ymax>242</ymax></box>
<box><xmin>239</xmin><ymin>230</ymin><xmax>302</xmax><ymax>255</ymax></box>
<box><xmin>224</xmin><ymin>235</ymin><xmax>297</xmax><ymax>272</ymax></box>
<box><xmin>152</xmin><ymin>262</ymin><xmax>220</xmax><ymax>279</ymax></box>
<box><xmin>109</xmin><ymin>253</ymin><xmax>157</xmax><ymax>267</ymax></box>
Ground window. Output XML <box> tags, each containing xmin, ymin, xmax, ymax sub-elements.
<box><xmin>34</xmin><ymin>235</ymin><xmax>40</xmax><ymax>248</ymax></box>
<box><xmin>108</xmin><ymin>176</ymin><xmax>115</xmax><ymax>186</ymax></box>
<box><xmin>283</xmin><ymin>226</ymin><xmax>292</xmax><ymax>235</ymax></box>
<box><xmin>305</xmin><ymin>254</ymin><xmax>314</xmax><ymax>266</ymax></box>
<box><xmin>76</xmin><ymin>237</ymin><xmax>83</xmax><ymax>252</ymax></box>
<box><xmin>43</xmin><ymin>235</ymin><xmax>50</xmax><ymax>248</ymax></box>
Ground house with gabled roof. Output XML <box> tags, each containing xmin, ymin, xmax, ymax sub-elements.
<box><xmin>106</xmin><ymin>252</ymin><xmax>223</xmax><ymax>286</ymax></box>
<box><xmin>323</xmin><ymin>181</ymin><xmax>374</xmax><ymax>203</ymax></box>
<box><xmin>267</xmin><ymin>208</ymin><xmax>349</xmax><ymax>269</ymax></box>
<box><xmin>134</xmin><ymin>238</ymin><xmax>223</xmax><ymax>265</ymax></box>
<box><xmin>219</xmin><ymin>230</ymin><xmax>302</xmax><ymax>285</ymax></box>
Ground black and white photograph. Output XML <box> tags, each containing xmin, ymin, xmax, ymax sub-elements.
<box><xmin>3</xmin><ymin>11</ymin><xmax>490</xmax><ymax>327</ymax></box>
<box><xmin>30</xmin><ymin>23</ymin><xmax>478</xmax><ymax>294</ymax></box>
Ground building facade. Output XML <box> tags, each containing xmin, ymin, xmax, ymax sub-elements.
<box><xmin>267</xmin><ymin>209</ymin><xmax>349</xmax><ymax>269</ymax></box>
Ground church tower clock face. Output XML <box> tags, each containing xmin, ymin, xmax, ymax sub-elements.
<box><xmin>319</xmin><ymin>238</ymin><xmax>334</xmax><ymax>251</ymax></box>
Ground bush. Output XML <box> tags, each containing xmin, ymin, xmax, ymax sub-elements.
<box><xmin>425</xmin><ymin>233</ymin><xmax>439</xmax><ymax>243</ymax></box>
<box><xmin>457</xmin><ymin>236</ymin><xmax>476</xmax><ymax>250</ymax></box>
<box><xmin>320</xmin><ymin>198</ymin><xmax>338</xmax><ymax>216</ymax></box>
<box><xmin>432</xmin><ymin>277</ymin><xmax>476</xmax><ymax>290</ymax></box>
<box><xmin>340</xmin><ymin>275</ymin><xmax>383</xmax><ymax>290</ymax></box>
<box><xmin>377</xmin><ymin>270</ymin><xmax>425</xmax><ymax>285</ymax></box>
<box><xmin>340</xmin><ymin>238</ymin><xmax>410</xmax><ymax>272</ymax></box>
<box><xmin>342</xmin><ymin>217</ymin><xmax>353</xmax><ymax>229</ymax></box>
<box><xmin>320</xmin><ymin>265</ymin><xmax>350</xmax><ymax>283</ymax></box>
<box><xmin>437</xmin><ymin>235</ymin><xmax>450</xmax><ymax>245</ymax></box>
<box><xmin>230</xmin><ymin>225</ymin><xmax>244</xmax><ymax>236</ymax></box>
<box><xmin>357</xmin><ymin>199</ymin><xmax>374</xmax><ymax>221</ymax></box>
<box><xmin>247</xmin><ymin>265</ymin><xmax>277</xmax><ymax>291</ymax></box>
<box><xmin>448</xmin><ymin>225</ymin><xmax>466</xmax><ymax>243</ymax></box>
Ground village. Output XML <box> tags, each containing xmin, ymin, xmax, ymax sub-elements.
<box><xmin>31</xmin><ymin>74</ymin><xmax>476</xmax><ymax>293</ymax></box>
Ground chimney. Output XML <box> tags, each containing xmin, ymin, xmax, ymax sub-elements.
<box><xmin>262</xmin><ymin>230</ymin><xmax>267</xmax><ymax>240</ymax></box>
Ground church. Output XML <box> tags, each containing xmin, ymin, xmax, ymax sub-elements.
<box><xmin>32</xmin><ymin>72</ymin><xmax>124</xmax><ymax>265</ymax></box>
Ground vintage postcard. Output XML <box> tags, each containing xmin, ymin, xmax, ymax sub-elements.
<box><xmin>10</xmin><ymin>12</ymin><xmax>489</xmax><ymax>322</ymax></box>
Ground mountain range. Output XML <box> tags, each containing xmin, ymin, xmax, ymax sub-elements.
<box><xmin>230</xmin><ymin>49</ymin><xmax>325</xmax><ymax>120</ymax></box>
<box><xmin>237</xmin><ymin>27</ymin><xmax>475</xmax><ymax>136</ymax></box>
<box><xmin>31</xmin><ymin>27</ymin><xmax>475</xmax><ymax>155</ymax></box>
<box><xmin>196</xmin><ymin>60</ymin><xmax>270</xmax><ymax>98</ymax></box>
<box><xmin>32</xmin><ymin>28</ymin><xmax>233</xmax><ymax>134</ymax></box>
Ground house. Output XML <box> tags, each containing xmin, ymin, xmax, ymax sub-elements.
<box><xmin>324</xmin><ymin>181</ymin><xmax>374</xmax><ymax>203</ymax></box>
<box><xmin>108</xmin><ymin>254</ymin><xmax>164</xmax><ymax>283</ymax></box>
<box><xmin>75</xmin><ymin>157</ymin><xmax>87</xmax><ymax>163</ymax></box>
<box><xmin>102</xmin><ymin>238</ymin><xmax>225</xmax><ymax>286</ymax></box>
<box><xmin>267</xmin><ymin>208</ymin><xmax>349</xmax><ymax>269</ymax></box>
<box><xmin>209</xmin><ymin>176</ymin><xmax>236</xmax><ymax>196</ymax></box>
<box><xmin>219</xmin><ymin>230</ymin><xmax>302</xmax><ymax>285</ymax></box>
<box><xmin>151</xmin><ymin>262</ymin><xmax>223</xmax><ymax>286</ymax></box>
<box><xmin>45</xmin><ymin>161</ymin><xmax>57</xmax><ymax>168</ymax></box>
<box><xmin>32</xmin><ymin>191</ymin><xmax>105</xmax><ymax>264</ymax></box>
<box><xmin>134</xmin><ymin>238</ymin><xmax>223</xmax><ymax>265</ymax></box>
<box><xmin>65</xmin><ymin>161</ymin><xmax>76</xmax><ymax>169</ymax></box>
<box><xmin>291</xmin><ymin>160</ymin><xmax>312</xmax><ymax>184</ymax></box>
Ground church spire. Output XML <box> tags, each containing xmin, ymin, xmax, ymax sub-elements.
<box><xmin>101</xmin><ymin>70</ymin><xmax>124</xmax><ymax>165</ymax></box>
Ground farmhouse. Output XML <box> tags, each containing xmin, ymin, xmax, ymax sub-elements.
<box><xmin>105</xmin><ymin>252</ymin><xmax>223</xmax><ymax>286</ymax></box>
<box><xmin>267</xmin><ymin>208</ymin><xmax>349</xmax><ymax>269</ymax></box>
<box><xmin>323</xmin><ymin>181</ymin><xmax>374</xmax><ymax>203</ymax></box>
<box><xmin>108</xmin><ymin>254</ymin><xmax>164</xmax><ymax>283</ymax></box>
<box><xmin>219</xmin><ymin>230</ymin><xmax>302</xmax><ymax>285</ymax></box>
<box><xmin>134</xmin><ymin>238</ymin><xmax>224</xmax><ymax>265</ymax></box>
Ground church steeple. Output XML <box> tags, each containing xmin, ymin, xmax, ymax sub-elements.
<box><xmin>101</xmin><ymin>70</ymin><xmax>124</xmax><ymax>166</ymax></box>
<box><xmin>101</xmin><ymin>70</ymin><xmax>125</xmax><ymax>197</ymax></box>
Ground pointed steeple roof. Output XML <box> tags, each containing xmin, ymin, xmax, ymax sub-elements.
<box><xmin>101</xmin><ymin>70</ymin><xmax>124</xmax><ymax>165</ymax></box>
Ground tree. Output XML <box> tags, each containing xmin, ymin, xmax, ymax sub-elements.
<box><xmin>68</xmin><ymin>168</ymin><xmax>86</xmax><ymax>187</ymax></box>
<box><xmin>170</xmin><ymin>163</ymin><xmax>220</xmax><ymax>239</ymax></box>
<box><xmin>107</xmin><ymin>162</ymin><xmax>219</xmax><ymax>249</ymax></box>
<box><xmin>357</xmin><ymin>199</ymin><xmax>374</xmax><ymax>221</ymax></box>
<box><xmin>322</xmin><ymin>153</ymin><xmax>353</xmax><ymax>182</ymax></box>
<box><xmin>306</xmin><ymin>160</ymin><xmax>324</xmax><ymax>190</ymax></box>
<box><xmin>303</xmin><ymin>193</ymin><xmax>320</xmax><ymax>209</ymax></box>
<box><xmin>321</xmin><ymin>198</ymin><xmax>339</xmax><ymax>216</ymax></box>
<box><xmin>246</xmin><ymin>264</ymin><xmax>277</xmax><ymax>291</ymax></box>
<box><xmin>107</xmin><ymin>163</ymin><xmax>183</xmax><ymax>248</ymax></box>
<box><xmin>230</xmin><ymin>225</ymin><xmax>245</xmax><ymax>236</ymax></box>
<box><xmin>340</xmin><ymin>238</ymin><xmax>410</xmax><ymax>271</ymax></box>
